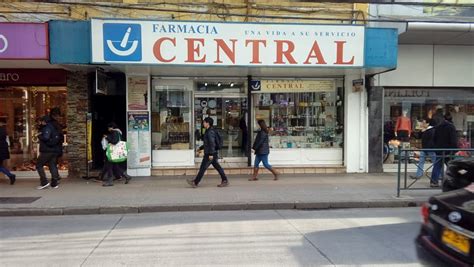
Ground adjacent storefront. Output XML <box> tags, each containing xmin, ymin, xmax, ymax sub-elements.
<box><xmin>0</xmin><ymin>23</ymin><xmax>69</xmax><ymax>175</ymax></box>
<box><xmin>383</xmin><ymin>88</ymin><xmax>474</xmax><ymax>165</ymax></box>
<box><xmin>376</xmin><ymin>43</ymin><xmax>474</xmax><ymax>172</ymax></box>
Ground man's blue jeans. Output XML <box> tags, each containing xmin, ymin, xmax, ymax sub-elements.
<box><xmin>431</xmin><ymin>155</ymin><xmax>444</xmax><ymax>183</ymax></box>
<box><xmin>416</xmin><ymin>151</ymin><xmax>437</xmax><ymax>178</ymax></box>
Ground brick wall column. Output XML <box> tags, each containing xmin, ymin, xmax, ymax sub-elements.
<box><xmin>66</xmin><ymin>71</ymin><xmax>89</xmax><ymax>178</ymax></box>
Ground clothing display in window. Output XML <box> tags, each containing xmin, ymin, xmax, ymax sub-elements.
<box><xmin>452</xmin><ymin>111</ymin><xmax>467</xmax><ymax>132</ymax></box>
<box><xmin>395</xmin><ymin>115</ymin><xmax>411</xmax><ymax>141</ymax></box>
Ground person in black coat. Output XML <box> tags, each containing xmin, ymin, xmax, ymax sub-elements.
<box><xmin>431</xmin><ymin>112</ymin><xmax>458</xmax><ymax>187</ymax></box>
<box><xmin>187</xmin><ymin>117</ymin><xmax>228</xmax><ymax>188</ymax></box>
<box><xmin>250</xmin><ymin>120</ymin><xmax>279</xmax><ymax>181</ymax></box>
<box><xmin>36</xmin><ymin>108</ymin><xmax>63</xmax><ymax>189</ymax></box>
<box><xmin>102</xmin><ymin>122</ymin><xmax>132</xmax><ymax>187</ymax></box>
<box><xmin>411</xmin><ymin>119</ymin><xmax>436</xmax><ymax>179</ymax></box>
<box><xmin>0</xmin><ymin>118</ymin><xmax>15</xmax><ymax>185</ymax></box>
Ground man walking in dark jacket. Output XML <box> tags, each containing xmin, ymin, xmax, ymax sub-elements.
<box><xmin>187</xmin><ymin>117</ymin><xmax>228</xmax><ymax>188</ymax></box>
<box><xmin>431</xmin><ymin>112</ymin><xmax>458</xmax><ymax>187</ymax></box>
<box><xmin>36</xmin><ymin>108</ymin><xmax>63</xmax><ymax>189</ymax></box>
<box><xmin>411</xmin><ymin>119</ymin><xmax>436</xmax><ymax>179</ymax></box>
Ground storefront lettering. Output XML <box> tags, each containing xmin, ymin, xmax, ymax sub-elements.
<box><xmin>0</xmin><ymin>72</ymin><xmax>20</xmax><ymax>82</ymax></box>
<box><xmin>385</xmin><ymin>89</ymin><xmax>431</xmax><ymax>98</ymax></box>
<box><xmin>265</xmin><ymin>81</ymin><xmax>304</xmax><ymax>90</ymax></box>
<box><xmin>153</xmin><ymin>24</ymin><xmax>218</xmax><ymax>35</ymax></box>
<box><xmin>0</xmin><ymin>34</ymin><xmax>8</xmax><ymax>53</ymax></box>
<box><xmin>152</xmin><ymin>38</ymin><xmax>355</xmax><ymax>65</ymax></box>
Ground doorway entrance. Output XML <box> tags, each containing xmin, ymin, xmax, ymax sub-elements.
<box><xmin>194</xmin><ymin>80</ymin><xmax>248</xmax><ymax>160</ymax></box>
<box><xmin>194</xmin><ymin>95</ymin><xmax>248</xmax><ymax>158</ymax></box>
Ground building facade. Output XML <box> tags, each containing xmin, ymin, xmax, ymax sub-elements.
<box><xmin>48</xmin><ymin>19</ymin><xmax>397</xmax><ymax>177</ymax></box>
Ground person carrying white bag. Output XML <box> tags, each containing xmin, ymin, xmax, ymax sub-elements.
<box><xmin>102</xmin><ymin>122</ymin><xmax>132</xmax><ymax>187</ymax></box>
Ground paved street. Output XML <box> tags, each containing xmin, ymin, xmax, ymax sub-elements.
<box><xmin>0</xmin><ymin>208</ymin><xmax>428</xmax><ymax>266</ymax></box>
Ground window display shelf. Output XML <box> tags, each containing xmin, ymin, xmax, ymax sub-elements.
<box><xmin>152</xmin><ymin>88</ymin><xmax>192</xmax><ymax>150</ymax></box>
<box><xmin>254</xmin><ymin>89</ymin><xmax>343</xmax><ymax>150</ymax></box>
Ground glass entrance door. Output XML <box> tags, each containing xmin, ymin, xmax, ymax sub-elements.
<box><xmin>194</xmin><ymin>96</ymin><xmax>248</xmax><ymax>158</ymax></box>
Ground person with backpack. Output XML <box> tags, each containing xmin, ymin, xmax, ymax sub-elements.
<box><xmin>36</xmin><ymin>108</ymin><xmax>63</xmax><ymax>189</ymax></box>
<box><xmin>187</xmin><ymin>117</ymin><xmax>228</xmax><ymax>188</ymax></box>
<box><xmin>249</xmin><ymin>119</ymin><xmax>279</xmax><ymax>181</ymax></box>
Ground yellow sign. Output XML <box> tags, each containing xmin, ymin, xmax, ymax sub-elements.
<box><xmin>86</xmin><ymin>114</ymin><xmax>92</xmax><ymax>162</ymax></box>
<box><xmin>260</xmin><ymin>80</ymin><xmax>335</xmax><ymax>93</ymax></box>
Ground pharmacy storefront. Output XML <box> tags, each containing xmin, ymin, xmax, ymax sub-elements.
<box><xmin>78</xmin><ymin>19</ymin><xmax>396</xmax><ymax>175</ymax></box>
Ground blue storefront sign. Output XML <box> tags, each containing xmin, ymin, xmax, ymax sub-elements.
<box><xmin>48</xmin><ymin>20</ymin><xmax>398</xmax><ymax>72</ymax></box>
<box><xmin>103</xmin><ymin>23</ymin><xmax>142</xmax><ymax>62</ymax></box>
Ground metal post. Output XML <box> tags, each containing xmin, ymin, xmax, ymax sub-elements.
<box><xmin>397</xmin><ymin>146</ymin><xmax>401</xmax><ymax>197</ymax></box>
<box><xmin>247</xmin><ymin>75</ymin><xmax>252</xmax><ymax>167</ymax></box>
<box><xmin>404</xmin><ymin>149</ymin><xmax>408</xmax><ymax>189</ymax></box>
<box><xmin>442</xmin><ymin>150</ymin><xmax>446</xmax><ymax>180</ymax></box>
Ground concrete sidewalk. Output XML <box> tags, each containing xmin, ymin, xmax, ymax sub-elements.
<box><xmin>0</xmin><ymin>173</ymin><xmax>441</xmax><ymax>216</ymax></box>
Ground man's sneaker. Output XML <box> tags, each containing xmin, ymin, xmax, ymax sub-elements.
<box><xmin>410</xmin><ymin>175</ymin><xmax>422</xmax><ymax>180</ymax></box>
<box><xmin>50</xmin><ymin>181</ymin><xmax>59</xmax><ymax>189</ymax></box>
<box><xmin>9</xmin><ymin>174</ymin><xmax>16</xmax><ymax>185</ymax></box>
<box><xmin>186</xmin><ymin>177</ymin><xmax>197</xmax><ymax>188</ymax></box>
<box><xmin>217</xmin><ymin>180</ymin><xmax>229</xmax><ymax>187</ymax></box>
<box><xmin>36</xmin><ymin>183</ymin><xmax>50</xmax><ymax>190</ymax></box>
<box><xmin>430</xmin><ymin>182</ymin><xmax>440</xmax><ymax>188</ymax></box>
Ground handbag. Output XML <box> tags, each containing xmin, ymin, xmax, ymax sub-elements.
<box><xmin>106</xmin><ymin>134</ymin><xmax>128</xmax><ymax>163</ymax></box>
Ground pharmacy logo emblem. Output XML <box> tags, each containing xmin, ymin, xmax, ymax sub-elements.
<box><xmin>103</xmin><ymin>23</ymin><xmax>142</xmax><ymax>61</ymax></box>
<box><xmin>250</xmin><ymin>80</ymin><xmax>261</xmax><ymax>91</ymax></box>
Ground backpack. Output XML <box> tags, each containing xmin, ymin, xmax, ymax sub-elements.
<box><xmin>46</xmin><ymin>124</ymin><xmax>63</xmax><ymax>147</ymax></box>
<box><xmin>214</xmin><ymin>129</ymin><xmax>223</xmax><ymax>151</ymax></box>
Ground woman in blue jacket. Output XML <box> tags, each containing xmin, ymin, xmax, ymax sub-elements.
<box><xmin>250</xmin><ymin>120</ymin><xmax>279</xmax><ymax>181</ymax></box>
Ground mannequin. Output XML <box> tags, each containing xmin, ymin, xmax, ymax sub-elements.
<box><xmin>395</xmin><ymin>110</ymin><xmax>411</xmax><ymax>142</ymax></box>
<box><xmin>452</xmin><ymin>105</ymin><xmax>467</xmax><ymax>132</ymax></box>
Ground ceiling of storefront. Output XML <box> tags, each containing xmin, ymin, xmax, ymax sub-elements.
<box><xmin>109</xmin><ymin>65</ymin><xmax>365</xmax><ymax>78</ymax></box>
<box><xmin>0</xmin><ymin>61</ymin><xmax>390</xmax><ymax>77</ymax></box>
<box><xmin>399</xmin><ymin>30</ymin><xmax>474</xmax><ymax>45</ymax></box>
<box><xmin>0</xmin><ymin>60</ymin><xmax>63</xmax><ymax>69</ymax></box>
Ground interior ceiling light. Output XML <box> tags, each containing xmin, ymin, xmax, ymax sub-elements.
<box><xmin>204</xmin><ymin>82</ymin><xmax>208</xmax><ymax>86</ymax></box>
<box><xmin>217</xmin><ymin>82</ymin><xmax>222</xmax><ymax>87</ymax></box>
<box><xmin>230</xmin><ymin>82</ymin><xmax>234</xmax><ymax>87</ymax></box>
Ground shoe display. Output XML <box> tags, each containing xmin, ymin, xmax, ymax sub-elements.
<box><xmin>36</xmin><ymin>183</ymin><xmax>50</xmax><ymax>190</ymax></box>
<box><xmin>217</xmin><ymin>180</ymin><xmax>229</xmax><ymax>187</ymax></box>
<box><xmin>9</xmin><ymin>174</ymin><xmax>16</xmax><ymax>185</ymax></box>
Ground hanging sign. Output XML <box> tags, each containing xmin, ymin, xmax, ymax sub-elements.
<box><xmin>91</xmin><ymin>19</ymin><xmax>365</xmax><ymax>67</ymax></box>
